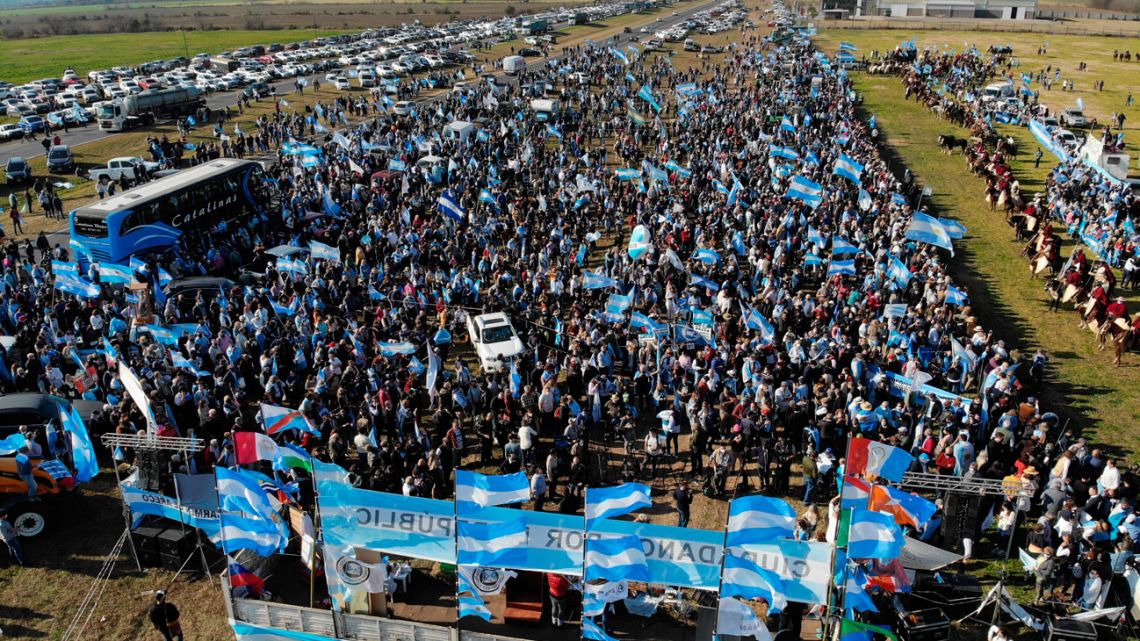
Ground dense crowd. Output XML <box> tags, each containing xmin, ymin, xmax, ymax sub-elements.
<box><xmin>1</xmin><ymin>15</ymin><xmax>1137</xmax><ymax>617</ymax></box>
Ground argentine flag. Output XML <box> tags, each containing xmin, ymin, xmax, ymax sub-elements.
<box><xmin>831</xmin><ymin>237</ymin><xmax>861</xmax><ymax>256</ymax></box>
<box><xmin>786</xmin><ymin>175</ymin><xmax>823</xmax><ymax>208</ymax></box>
<box><xmin>583</xmin><ymin>617</ymin><xmax>619</xmax><ymax>641</ymax></box>
<box><xmin>309</xmin><ymin>240</ymin><xmax>341</xmax><ymax>263</ymax></box>
<box><xmin>637</xmin><ymin>85</ymin><xmax>662</xmax><ymax>113</ymax></box>
<box><xmin>456</xmin><ymin>470</ymin><xmax>531</xmax><ymax>510</ymax></box>
<box><xmin>582</xmin><ymin>271</ymin><xmax>619</xmax><ymax>290</ymax></box>
<box><xmin>846</xmin><ymin>509</ymin><xmax>906</xmax><ymax>559</ymax></box>
<box><xmin>664</xmin><ymin>160</ymin><xmax>691</xmax><ymax>177</ymax></box>
<box><xmin>827</xmin><ymin>259</ymin><xmax>857</xmax><ymax>278</ymax></box>
<box><xmin>609</xmin><ymin>46</ymin><xmax>630</xmax><ymax>65</ymax></box>
<box><xmin>725</xmin><ymin>494</ymin><xmax>796</xmax><ymax>546</ymax></box>
<box><xmin>780</xmin><ymin>115</ymin><xmax>796</xmax><ymax>133</ymax></box>
<box><xmin>219</xmin><ymin>512</ymin><xmax>286</xmax><ymax>557</ymax></box>
<box><xmin>833</xmin><ymin>153</ymin><xmax>864</xmax><ymax>185</ymax></box>
<box><xmin>945</xmin><ymin>285</ymin><xmax>968</xmax><ymax>306</ymax></box>
<box><xmin>585</xmin><ymin>482</ymin><xmax>652</xmax><ymax>523</ymax></box>
<box><xmin>459</xmin><ymin>594</ymin><xmax>493</xmax><ymax>620</ymax></box>
<box><xmin>59</xmin><ymin>405</ymin><xmax>98</xmax><ymax>482</ymax></box>
<box><xmin>906</xmin><ymin>212</ymin><xmax>955</xmax><ymax>254</ymax></box>
<box><xmin>693</xmin><ymin>248</ymin><xmax>721</xmax><ymax>264</ymax></box>
<box><xmin>720</xmin><ymin>552</ymin><xmax>788</xmax><ymax>613</ymax></box>
<box><xmin>216</xmin><ymin>466</ymin><xmax>280</xmax><ymax>521</ymax></box>
<box><xmin>689</xmin><ymin>272</ymin><xmax>720</xmax><ymax>292</ymax></box>
<box><xmin>887</xmin><ymin>254</ymin><xmax>912</xmax><ymax>286</ymax></box>
<box><xmin>438</xmin><ymin>190</ymin><xmax>466</xmax><ymax>223</ymax></box>
<box><xmin>457</xmin><ymin>518</ymin><xmax>527</xmax><ymax>567</ymax></box>
<box><xmin>742</xmin><ymin>304</ymin><xmax>775</xmax><ymax>342</ymax></box>
<box><xmin>770</xmin><ymin>145</ymin><xmax>800</xmax><ymax>161</ymax></box>
<box><xmin>546</xmin><ymin>123</ymin><xmax>563</xmax><ymax>139</ymax></box>
<box><xmin>585</xmin><ymin>534</ymin><xmax>651</xmax><ymax>582</ymax></box>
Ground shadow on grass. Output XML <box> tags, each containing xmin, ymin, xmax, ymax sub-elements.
<box><xmin>861</xmin><ymin>104</ymin><xmax>1134</xmax><ymax>458</ymax></box>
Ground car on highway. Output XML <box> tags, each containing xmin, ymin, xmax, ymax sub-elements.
<box><xmin>46</xmin><ymin>145</ymin><xmax>75</xmax><ymax>173</ymax></box>
<box><xmin>242</xmin><ymin>81</ymin><xmax>271</xmax><ymax>98</ymax></box>
<box><xmin>0</xmin><ymin>123</ymin><xmax>23</xmax><ymax>141</ymax></box>
<box><xmin>18</xmin><ymin>115</ymin><xmax>46</xmax><ymax>134</ymax></box>
<box><xmin>5</xmin><ymin>157</ymin><xmax>31</xmax><ymax>184</ymax></box>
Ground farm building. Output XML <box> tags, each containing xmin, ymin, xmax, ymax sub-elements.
<box><xmin>823</xmin><ymin>0</ymin><xmax>1037</xmax><ymax>18</ymax></box>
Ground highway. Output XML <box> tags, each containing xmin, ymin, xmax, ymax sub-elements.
<box><xmin>35</xmin><ymin>0</ymin><xmax>722</xmax><ymax>249</ymax></box>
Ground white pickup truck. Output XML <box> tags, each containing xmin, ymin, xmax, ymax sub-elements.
<box><xmin>87</xmin><ymin>156</ymin><xmax>159</xmax><ymax>183</ymax></box>
<box><xmin>466</xmin><ymin>312</ymin><xmax>524</xmax><ymax>373</ymax></box>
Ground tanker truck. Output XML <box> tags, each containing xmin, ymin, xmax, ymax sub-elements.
<box><xmin>95</xmin><ymin>86</ymin><xmax>204</xmax><ymax>132</ymax></box>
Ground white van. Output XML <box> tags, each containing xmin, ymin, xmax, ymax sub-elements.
<box><xmin>502</xmin><ymin>55</ymin><xmax>526</xmax><ymax>75</ymax></box>
<box><xmin>358</xmin><ymin>70</ymin><xmax>377</xmax><ymax>88</ymax></box>
<box><xmin>443</xmin><ymin>120</ymin><xmax>476</xmax><ymax>144</ymax></box>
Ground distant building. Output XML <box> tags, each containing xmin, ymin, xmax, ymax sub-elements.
<box><xmin>875</xmin><ymin>0</ymin><xmax>1037</xmax><ymax>18</ymax></box>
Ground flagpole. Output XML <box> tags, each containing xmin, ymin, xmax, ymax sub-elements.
<box><xmin>712</xmin><ymin>494</ymin><xmax>732</xmax><ymax>638</ymax></box>
<box><xmin>823</xmin><ymin>436</ymin><xmax>856</xmax><ymax>640</ymax></box>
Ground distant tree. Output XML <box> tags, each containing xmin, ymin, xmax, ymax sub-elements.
<box><xmin>505</xmin><ymin>4</ymin><xmax>517</xmax><ymax>15</ymax></box>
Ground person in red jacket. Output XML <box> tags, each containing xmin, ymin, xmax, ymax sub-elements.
<box><xmin>547</xmin><ymin>573</ymin><xmax>571</xmax><ymax>628</ymax></box>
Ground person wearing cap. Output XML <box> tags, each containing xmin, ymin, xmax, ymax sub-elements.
<box><xmin>148</xmin><ymin>591</ymin><xmax>183</xmax><ymax>641</ymax></box>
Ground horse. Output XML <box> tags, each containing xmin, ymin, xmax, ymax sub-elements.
<box><xmin>997</xmin><ymin>136</ymin><xmax>1019</xmax><ymax>159</ymax></box>
<box><xmin>1096</xmin><ymin>317</ymin><xmax>1135</xmax><ymax>366</ymax></box>
<box><xmin>937</xmin><ymin>134</ymin><xmax>968</xmax><ymax>154</ymax></box>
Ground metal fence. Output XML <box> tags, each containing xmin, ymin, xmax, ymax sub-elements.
<box><xmin>231</xmin><ymin>597</ymin><xmax>531</xmax><ymax>641</ymax></box>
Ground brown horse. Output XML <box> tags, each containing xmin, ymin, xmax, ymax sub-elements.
<box><xmin>1096</xmin><ymin>317</ymin><xmax>1135</xmax><ymax>366</ymax></box>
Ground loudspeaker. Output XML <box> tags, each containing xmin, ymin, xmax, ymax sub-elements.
<box><xmin>136</xmin><ymin>449</ymin><xmax>166</xmax><ymax>492</ymax></box>
<box><xmin>131</xmin><ymin>526</ymin><xmax>166</xmax><ymax>554</ymax></box>
<box><xmin>160</xmin><ymin>552</ymin><xmax>188</xmax><ymax>572</ymax></box>
<box><xmin>1045</xmin><ymin>618</ymin><xmax>1097</xmax><ymax>641</ymax></box>
<box><xmin>138</xmin><ymin>549</ymin><xmax>161</xmax><ymax>568</ymax></box>
<box><xmin>911</xmin><ymin>573</ymin><xmax>983</xmax><ymax>618</ymax></box>
<box><xmin>942</xmin><ymin>493</ymin><xmax>981</xmax><ymax>554</ymax></box>
<box><xmin>156</xmin><ymin>528</ymin><xmax>195</xmax><ymax>557</ymax></box>
<box><xmin>897</xmin><ymin>608</ymin><xmax>950</xmax><ymax>641</ymax></box>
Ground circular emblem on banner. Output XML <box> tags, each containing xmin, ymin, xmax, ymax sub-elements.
<box><xmin>336</xmin><ymin>556</ymin><xmax>373</xmax><ymax>587</ymax></box>
<box><xmin>470</xmin><ymin>568</ymin><xmax>511</xmax><ymax>595</ymax></box>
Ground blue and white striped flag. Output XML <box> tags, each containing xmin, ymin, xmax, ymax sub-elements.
<box><xmin>689</xmin><ymin>272</ymin><xmax>720</xmax><ymax>292</ymax></box>
<box><xmin>808</xmin><ymin>227</ymin><xmax>827</xmax><ymax>248</ymax></box>
<box><xmin>663</xmin><ymin>160</ymin><xmax>691</xmax><ymax>177</ymax></box>
<box><xmin>438</xmin><ymin>190</ymin><xmax>466</xmax><ymax>222</ymax></box>
<box><xmin>585</xmin><ymin>534</ymin><xmax>651</xmax><ymax>582</ymax></box>
<box><xmin>309</xmin><ymin>240</ymin><xmax>341</xmax><ymax>262</ymax></box>
<box><xmin>945</xmin><ymin>285</ymin><xmax>968</xmax><ymax>306</ymax></box>
<box><xmin>716</xmin><ymin>596</ymin><xmax>768</xmax><ymax>639</ymax></box>
<box><xmin>693</xmin><ymin>248</ymin><xmax>720</xmax><ymax>264</ymax></box>
<box><xmin>726</xmin><ymin>495</ymin><xmax>796</xmax><ymax>546</ymax></box>
<box><xmin>858</xmin><ymin>188</ymin><xmax>873</xmax><ymax>211</ymax></box>
<box><xmin>906</xmin><ymin>212</ymin><xmax>955</xmax><ymax>254</ymax></box>
<box><xmin>97</xmin><ymin>263</ymin><xmax>134</xmax><ymax>284</ymax></box>
<box><xmin>939</xmin><ymin>217</ymin><xmax>968</xmax><ymax>239</ymax></box>
<box><xmin>770</xmin><ymin>145</ymin><xmax>800</xmax><ymax>161</ymax></box>
<box><xmin>456</xmin><ymin>470</ymin><xmax>530</xmax><ymax>510</ymax></box>
<box><xmin>546</xmin><ymin>123</ymin><xmax>563</xmax><ymax>139</ymax></box>
<box><xmin>883</xmin><ymin>303</ymin><xmax>908</xmax><ymax>320</ymax></box>
<box><xmin>60</xmin><ymin>404</ymin><xmax>98</xmax><ymax>482</ymax></box>
<box><xmin>887</xmin><ymin>254</ymin><xmax>912</xmax><ymax>286</ymax></box>
<box><xmin>828</xmin><ymin>259</ymin><xmax>857</xmax><ymax>278</ymax></box>
<box><xmin>742</xmin><ymin>304</ymin><xmax>775</xmax><ymax>342</ymax></box>
<box><xmin>786</xmin><ymin>175</ymin><xmax>823</xmax><ymax>208</ymax></box>
<box><xmin>585</xmin><ymin>482</ymin><xmax>652</xmax><ymax>523</ymax></box>
<box><xmin>459</xmin><ymin>594</ymin><xmax>493</xmax><ymax>620</ymax></box>
<box><xmin>457</xmin><ymin>518</ymin><xmax>527</xmax><ymax>567</ymax></box>
<box><xmin>780</xmin><ymin>115</ymin><xmax>796</xmax><ymax>133</ymax></box>
<box><xmin>637</xmin><ymin>85</ymin><xmax>662</xmax><ymax>113</ymax></box>
<box><xmin>582</xmin><ymin>271</ymin><xmax>619</xmax><ymax>290</ymax></box>
<box><xmin>609</xmin><ymin>46</ymin><xmax>630</xmax><ymax>65</ymax></box>
<box><xmin>720</xmin><ymin>552</ymin><xmax>788</xmax><ymax>613</ymax></box>
<box><xmin>848</xmin><ymin>509</ymin><xmax>906</xmax><ymax>559</ymax></box>
<box><xmin>831</xmin><ymin>237</ymin><xmax>861</xmax><ymax>256</ymax></box>
<box><xmin>833</xmin><ymin>153</ymin><xmax>864</xmax><ymax>184</ymax></box>
<box><xmin>216</xmin><ymin>466</ymin><xmax>279</xmax><ymax>521</ymax></box>
<box><xmin>219</xmin><ymin>512</ymin><xmax>286</xmax><ymax>557</ymax></box>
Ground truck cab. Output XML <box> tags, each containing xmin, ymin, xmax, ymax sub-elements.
<box><xmin>466</xmin><ymin>312</ymin><xmax>524</xmax><ymax>373</ymax></box>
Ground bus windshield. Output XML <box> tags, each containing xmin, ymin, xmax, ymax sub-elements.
<box><xmin>96</xmin><ymin>104</ymin><xmax>115</xmax><ymax>120</ymax></box>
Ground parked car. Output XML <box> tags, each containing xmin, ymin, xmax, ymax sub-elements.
<box><xmin>46</xmin><ymin>145</ymin><xmax>75</xmax><ymax>173</ymax></box>
<box><xmin>242</xmin><ymin>81</ymin><xmax>271</xmax><ymax>98</ymax></box>
<box><xmin>18</xmin><ymin>115</ymin><xmax>46</xmax><ymax>134</ymax></box>
<box><xmin>1060</xmin><ymin>108</ymin><xmax>1089</xmax><ymax>128</ymax></box>
<box><xmin>5</xmin><ymin>156</ymin><xmax>31</xmax><ymax>184</ymax></box>
<box><xmin>87</xmin><ymin>156</ymin><xmax>159</xmax><ymax>183</ymax></box>
<box><xmin>392</xmin><ymin>100</ymin><xmax>414</xmax><ymax>115</ymax></box>
<box><xmin>0</xmin><ymin>123</ymin><xmax>23</xmax><ymax>141</ymax></box>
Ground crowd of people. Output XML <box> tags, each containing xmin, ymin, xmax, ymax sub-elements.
<box><xmin>0</xmin><ymin>9</ymin><xmax>1137</xmax><ymax>623</ymax></box>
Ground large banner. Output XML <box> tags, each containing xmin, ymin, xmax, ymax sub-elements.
<box><xmin>122</xmin><ymin>484</ymin><xmax>221</xmax><ymax>541</ymax></box>
<box><xmin>316</xmin><ymin>477</ymin><xmax>834</xmax><ymax>602</ymax></box>
<box><xmin>731</xmin><ymin>540</ymin><xmax>833</xmax><ymax>604</ymax></box>
<box><xmin>317</xmin><ymin>481</ymin><xmax>455</xmax><ymax>563</ymax></box>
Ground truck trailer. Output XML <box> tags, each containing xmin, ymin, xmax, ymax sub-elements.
<box><xmin>95</xmin><ymin>86</ymin><xmax>204</xmax><ymax>132</ymax></box>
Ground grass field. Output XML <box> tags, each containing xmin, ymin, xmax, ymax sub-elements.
<box><xmin>814</xmin><ymin>30</ymin><xmax>1140</xmax><ymax>453</ymax></box>
<box><xmin>0</xmin><ymin>29</ymin><xmax>351</xmax><ymax>84</ymax></box>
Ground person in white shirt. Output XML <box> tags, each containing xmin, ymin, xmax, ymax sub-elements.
<box><xmin>530</xmin><ymin>469</ymin><xmax>547</xmax><ymax>511</ymax></box>
<box><xmin>518</xmin><ymin>422</ymin><xmax>537</xmax><ymax>465</ymax></box>
<box><xmin>644</xmin><ymin>428</ymin><xmax>662</xmax><ymax>479</ymax></box>
<box><xmin>1099</xmin><ymin>459</ymin><xmax>1120</xmax><ymax>493</ymax></box>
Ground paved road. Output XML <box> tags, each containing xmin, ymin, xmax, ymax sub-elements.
<box><xmin>38</xmin><ymin>0</ymin><xmax>718</xmax><ymax>249</ymax></box>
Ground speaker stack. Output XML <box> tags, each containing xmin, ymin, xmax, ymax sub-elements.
<box><xmin>156</xmin><ymin>527</ymin><xmax>197</xmax><ymax>572</ymax></box>
<box><xmin>131</xmin><ymin>525</ymin><xmax>166</xmax><ymax>568</ymax></box>
<box><xmin>910</xmin><ymin>573</ymin><xmax>984</xmax><ymax>619</ymax></box>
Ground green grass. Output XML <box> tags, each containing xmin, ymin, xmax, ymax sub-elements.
<box><xmin>813</xmin><ymin>31</ymin><xmax>1140</xmax><ymax>453</ymax></box>
<box><xmin>0</xmin><ymin>29</ymin><xmax>352</xmax><ymax>84</ymax></box>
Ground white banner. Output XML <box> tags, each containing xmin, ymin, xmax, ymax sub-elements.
<box><xmin>119</xmin><ymin>362</ymin><xmax>157</xmax><ymax>431</ymax></box>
